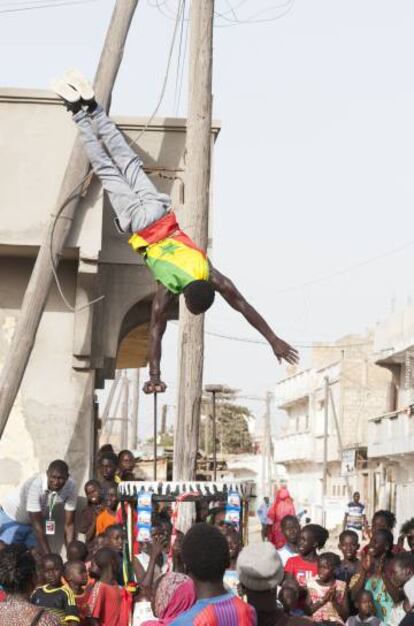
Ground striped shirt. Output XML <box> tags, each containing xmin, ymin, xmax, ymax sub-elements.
<box><xmin>31</xmin><ymin>585</ymin><xmax>79</xmax><ymax>624</ymax></box>
<box><xmin>2</xmin><ymin>473</ymin><xmax>77</xmax><ymax>524</ymax></box>
<box><xmin>170</xmin><ymin>592</ymin><xmax>256</xmax><ymax>625</ymax></box>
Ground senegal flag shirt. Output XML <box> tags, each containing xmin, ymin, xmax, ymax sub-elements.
<box><xmin>129</xmin><ymin>212</ymin><xmax>209</xmax><ymax>294</ymax></box>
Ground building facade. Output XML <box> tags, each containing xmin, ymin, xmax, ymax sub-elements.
<box><xmin>274</xmin><ymin>334</ymin><xmax>391</xmax><ymax>528</ymax></box>
<box><xmin>368</xmin><ymin>304</ymin><xmax>414</xmax><ymax>530</ymax></box>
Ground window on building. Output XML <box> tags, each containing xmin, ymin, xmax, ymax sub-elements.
<box><xmin>342</xmin><ymin>485</ymin><xmax>347</xmax><ymax>497</ymax></box>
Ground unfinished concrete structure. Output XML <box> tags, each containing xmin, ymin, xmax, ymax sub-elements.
<box><xmin>0</xmin><ymin>88</ymin><xmax>219</xmax><ymax>498</ymax></box>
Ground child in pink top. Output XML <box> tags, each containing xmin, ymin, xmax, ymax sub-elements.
<box><xmin>306</xmin><ymin>552</ymin><xmax>349</xmax><ymax>624</ymax></box>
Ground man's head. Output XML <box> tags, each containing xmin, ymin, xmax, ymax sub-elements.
<box><xmin>353</xmin><ymin>491</ymin><xmax>361</xmax><ymax>504</ymax></box>
<box><xmin>98</xmin><ymin>452</ymin><xmax>118</xmax><ymax>482</ymax></box>
<box><xmin>118</xmin><ymin>450</ymin><xmax>135</xmax><ymax>476</ymax></box>
<box><xmin>183</xmin><ymin>280</ymin><xmax>215</xmax><ymax>315</ymax></box>
<box><xmin>42</xmin><ymin>553</ymin><xmax>63</xmax><ymax>588</ymax></box>
<box><xmin>338</xmin><ymin>530</ymin><xmax>360</xmax><ymax>560</ymax></box>
<box><xmin>391</xmin><ymin>552</ymin><xmax>414</xmax><ymax>588</ymax></box>
<box><xmin>401</xmin><ymin>518</ymin><xmax>414</xmax><ymax>551</ymax></box>
<box><xmin>67</xmin><ymin>540</ymin><xmax>87</xmax><ymax>563</ymax></box>
<box><xmin>264</xmin><ymin>497</ymin><xmax>270</xmax><ymax>506</ymax></box>
<box><xmin>47</xmin><ymin>460</ymin><xmax>69</xmax><ymax>492</ymax></box>
<box><xmin>372</xmin><ymin>509</ymin><xmax>396</xmax><ymax>533</ymax></box>
<box><xmin>237</xmin><ymin>541</ymin><xmax>284</xmax><ymax>592</ymax></box>
<box><xmin>181</xmin><ymin>522</ymin><xmax>229</xmax><ymax>583</ymax></box>
<box><xmin>281</xmin><ymin>515</ymin><xmax>300</xmax><ymax>546</ymax></box>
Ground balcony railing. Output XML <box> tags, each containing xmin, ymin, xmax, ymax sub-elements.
<box><xmin>368</xmin><ymin>406</ymin><xmax>414</xmax><ymax>458</ymax></box>
<box><xmin>275</xmin><ymin>432</ymin><xmax>314</xmax><ymax>463</ymax></box>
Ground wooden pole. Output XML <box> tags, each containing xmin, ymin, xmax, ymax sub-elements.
<box><xmin>101</xmin><ymin>370</ymin><xmax>122</xmax><ymax>428</ymax></box>
<box><xmin>130</xmin><ymin>369</ymin><xmax>140</xmax><ymax>450</ymax></box>
<box><xmin>322</xmin><ymin>376</ymin><xmax>329</xmax><ymax>526</ymax></box>
<box><xmin>153</xmin><ymin>392</ymin><xmax>158</xmax><ymax>480</ymax></box>
<box><xmin>121</xmin><ymin>370</ymin><xmax>129</xmax><ymax>450</ymax></box>
<box><xmin>173</xmin><ymin>0</ymin><xmax>214</xmax><ymax>480</ymax></box>
<box><xmin>0</xmin><ymin>0</ymin><xmax>139</xmax><ymax>439</ymax></box>
<box><xmin>160</xmin><ymin>404</ymin><xmax>167</xmax><ymax>435</ymax></box>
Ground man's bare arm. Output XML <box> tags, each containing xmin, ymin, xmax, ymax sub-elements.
<box><xmin>143</xmin><ymin>284</ymin><xmax>174</xmax><ymax>394</ymax></box>
<box><xmin>64</xmin><ymin>510</ymin><xmax>75</xmax><ymax>546</ymax></box>
<box><xmin>209</xmin><ymin>266</ymin><xmax>299</xmax><ymax>365</ymax></box>
<box><xmin>29</xmin><ymin>512</ymin><xmax>50</xmax><ymax>555</ymax></box>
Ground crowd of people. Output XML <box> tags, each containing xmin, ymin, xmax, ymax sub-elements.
<box><xmin>0</xmin><ymin>452</ymin><xmax>414</xmax><ymax>626</ymax></box>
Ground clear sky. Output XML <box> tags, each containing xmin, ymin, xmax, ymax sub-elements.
<box><xmin>2</xmin><ymin>0</ymin><xmax>414</xmax><ymax>438</ymax></box>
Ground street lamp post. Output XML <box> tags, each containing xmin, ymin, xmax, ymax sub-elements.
<box><xmin>204</xmin><ymin>384</ymin><xmax>227</xmax><ymax>481</ymax></box>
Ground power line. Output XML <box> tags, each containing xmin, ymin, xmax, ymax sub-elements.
<box><xmin>273</xmin><ymin>239</ymin><xmax>414</xmax><ymax>295</ymax></box>
<box><xmin>203</xmin><ymin>327</ymin><xmax>370</xmax><ymax>349</ymax></box>
<box><xmin>149</xmin><ymin>0</ymin><xmax>295</xmax><ymax>27</ymax></box>
<box><xmin>0</xmin><ymin>0</ymin><xmax>100</xmax><ymax>14</ymax></box>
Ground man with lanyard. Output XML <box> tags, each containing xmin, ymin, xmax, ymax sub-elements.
<box><xmin>51</xmin><ymin>71</ymin><xmax>300</xmax><ymax>393</ymax></box>
<box><xmin>343</xmin><ymin>491</ymin><xmax>367</xmax><ymax>542</ymax></box>
<box><xmin>0</xmin><ymin>460</ymin><xmax>78</xmax><ymax>555</ymax></box>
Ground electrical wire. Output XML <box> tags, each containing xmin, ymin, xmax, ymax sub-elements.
<box><xmin>0</xmin><ymin>0</ymin><xmax>100</xmax><ymax>15</ymax></box>
<box><xmin>148</xmin><ymin>0</ymin><xmax>295</xmax><ymax>27</ymax></box>
<box><xmin>273</xmin><ymin>239</ymin><xmax>414</xmax><ymax>295</ymax></box>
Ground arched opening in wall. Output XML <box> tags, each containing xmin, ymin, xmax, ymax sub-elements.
<box><xmin>94</xmin><ymin>294</ymin><xmax>178</xmax><ymax>463</ymax></box>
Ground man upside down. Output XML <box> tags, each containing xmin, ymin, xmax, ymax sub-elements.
<box><xmin>52</xmin><ymin>69</ymin><xmax>299</xmax><ymax>394</ymax></box>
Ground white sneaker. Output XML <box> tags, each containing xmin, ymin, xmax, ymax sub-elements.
<box><xmin>50</xmin><ymin>78</ymin><xmax>80</xmax><ymax>103</ymax></box>
<box><xmin>63</xmin><ymin>68</ymin><xmax>95</xmax><ymax>101</ymax></box>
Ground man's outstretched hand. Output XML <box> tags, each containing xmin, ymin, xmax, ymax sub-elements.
<box><xmin>143</xmin><ymin>379</ymin><xmax>167</xmax><ymax>394</ymax></box>
<box><xmin>271</xmin><ymin>337</ymin><xmax>299</xmax><ymax>365</ymax></box>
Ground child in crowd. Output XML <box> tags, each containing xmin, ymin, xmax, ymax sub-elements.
<box><xmin>223</xmin><ymin>526</ymin><xmax>241</xmax><ymax>595</ymax></box>
<box><xmin>96</xmin><ymin>483</ymin><xmax>118</xmax><ymax>536</ymax></box>
<box><xmin>285</xmin><ymin>524</ymin><xmax>329</xmax><ymax>611</ymax></box>
<box><xmin>80</xmin><ymin>547</ymin><xmax>127</xmax><ymax>626</ymax></box>
<box><xmin>78</xmin><ymin>479</ymin><xmax>103</xmax><ymax>546</ymax></box>
<box><xmin>67</xmin><ymin>540</ymin><xmax>88</xmax><ymax>563</ymax></box>
<box><xmin>64</xmin><ymin>560</ymin><xmax>89</xmax><ymax>624</ymax></box>
<box><xmin>117</xmin><ymin>450</ymin><xmax>136</xmax><ymax>482</ymax></box>
<box><xmin>306</xmin><ymin>552</ymin><xmax>349</xmax><ymax>624</ymax></box>
<box><xmin>399</xmin><ymin>518</ymin><xmax>414</xmax><ymax>553</ymax></box>
<box><xmin>337</xmin><ymin>530</ymin><xmax>361</xmax><ymax>584</ymax></box>
<box><xmin>350</xmin><ymin>529</ymin><xmax>401</xmax><ymax>625</ymax></box>
<box><xmin>346</xmin><ymin>590</ymin><xmax>383</xmax><ymax>626</ymax></box>
<box><xmin>279</xmin><ymin>578</ymin><xmax>306</xmax><ymax>617</ymax></box>
<box><xmin>278</xmin><ymin>514</ymin><xmax>301</xmax><ymax>566</ymax></box>
<box><xmin>104</xmin><ymin>524</ymin><xmax>125</xmax><ymax>586</ymax></box>
<box><xmin>363</xmin><ymin>511</ymin><xmax>404</xmax><ymax>555</ymax></box>
<box><xmin>285</xmin><ymin>524</ymin><xmax>329</xmax><ymax>588</ymax></box>
<box><xmin>31</xmin><ymin>554</ymin><xmax>79</xmax><ymax>625</ymax></box>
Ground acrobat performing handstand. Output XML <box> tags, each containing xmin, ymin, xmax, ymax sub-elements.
<box><xmin>52</xmin><ymin>70</ymin><xmax>299</xmax><ymax>394</ymax></box>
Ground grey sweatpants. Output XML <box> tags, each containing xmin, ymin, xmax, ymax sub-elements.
<box><xmin>73</xmin><ymin>105</ymin><xmax>170</xmax><ymax>233</ymax></box>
